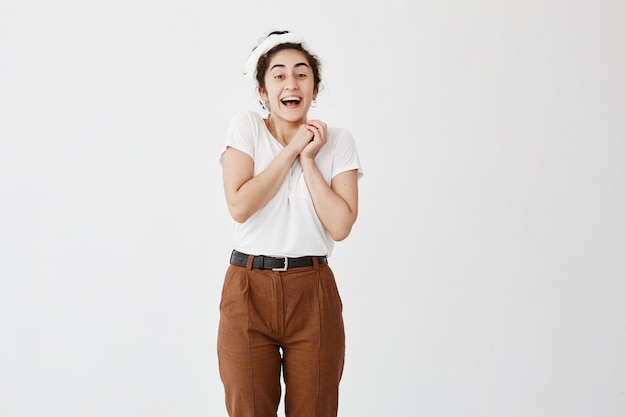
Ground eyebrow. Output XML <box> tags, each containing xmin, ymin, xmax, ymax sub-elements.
<box><xmin>270</xmin><ymin>62</ymin><xmax>310</xmax><ymax>71</ymax></box>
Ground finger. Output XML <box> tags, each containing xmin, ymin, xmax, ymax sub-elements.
<box><xmin>304</xmin><ymin>126</ymin><xmax>318</xmax><ymax>142</ymax></box>
<box><xmin>305</xmin><ymin>124</ymin><xmax>319</xmax><ymax>136</ymax></box>
<box><xmin>307</xmin><ymin>121</ymin><xmax>327</xmax><ymax>135</ymax></box>
<box><xmin>306</xmin><ymin>124</ymin><xmax>326</xmax><ymax>143</ymax></box>
<box><xmin>307</xmin><ymin>120</ymin><xmax>326</xmax><ymax>136</ymax></box>
<box><xmin>306</xmin><ymin>120</ymin><xmax>325</xmax><ymax>130</ymax></box>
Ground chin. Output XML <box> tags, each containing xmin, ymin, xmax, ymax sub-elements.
<box><xmin>278</xmin><ymin>110</ymin><xmax>308</xmax><ymax>122</ymax></box>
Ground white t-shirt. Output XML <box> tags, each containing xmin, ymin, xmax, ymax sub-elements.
<box><xmin>221</xmin><ymin>111</ymin><xmax>363</xmax><ymax>257</ymax></box>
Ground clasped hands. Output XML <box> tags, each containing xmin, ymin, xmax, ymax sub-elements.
<box><xmin>288</xmin><ymin>120</ymin><xmax>327</xmax><ymax>160</ymax></box>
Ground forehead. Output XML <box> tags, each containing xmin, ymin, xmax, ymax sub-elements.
<box><xmin>267</xmin><ymin>49</ymin><xmax>309</xmax><ymax>68</ymax></box>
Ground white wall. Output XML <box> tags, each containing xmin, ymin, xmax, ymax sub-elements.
<box><xmin>1</xmin><ymin>1</ymin><xmax>625</xmax><ymax>416</ymax></box>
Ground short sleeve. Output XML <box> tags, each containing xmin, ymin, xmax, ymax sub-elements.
<box><xmin>331</xmin><ymin>129</ymin><xmax>364</xmax><ymax>179</ymax></box>
<box><xmin>220</xmin><ymin>111</ymin><xmax>257</xmax><ymax>163</ymax></box>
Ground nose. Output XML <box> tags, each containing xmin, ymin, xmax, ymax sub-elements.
<box><xmin>284</xmin><ymin>75</ymin><xmax>299</xmax><ymax>90</ymax></box>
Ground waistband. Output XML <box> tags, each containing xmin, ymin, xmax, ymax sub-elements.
<box><xmin>229</xmin><ymin>250</ymin><xmax>327</xmax><ymax>271</ymax></box>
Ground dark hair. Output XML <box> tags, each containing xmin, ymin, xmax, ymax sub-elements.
<box><xmin>255</xmin><ymin>30</ymin><xmax>322</xmax><ymax>91</ymax></box>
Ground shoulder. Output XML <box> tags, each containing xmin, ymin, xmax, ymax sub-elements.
<box><xmin>327</xmin><ymin>126</ymin><xmax>357</xmax><ymax>148</ymax></box>
<box><xmin>229</xmin><ymin>110</ymin><xmax>264</xmax><ymax>128</ymax></box>
<box><xmin>227</xmin><ymin>111</ymin><xmax>267</xmax><ymax>143</ymax></box>
<box><xmin>328</xmin><ymin>126</ymin><xmax>352</xmax><ymax>139</ymax></box>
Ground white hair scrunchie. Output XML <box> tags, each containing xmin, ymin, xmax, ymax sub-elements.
<box><xmin>242</xmin><ymin>32</ymin><xmax>312</xmax><ymax>82</ymax></box>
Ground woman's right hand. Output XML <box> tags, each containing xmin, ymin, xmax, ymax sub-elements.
<box><xmin>286</xmin><ymin>124</ymin><xmax>315</xmax><ymax>153</ymax></box>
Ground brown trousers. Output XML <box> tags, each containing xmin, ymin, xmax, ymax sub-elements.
<box><xmin>217</xmin><ymin>255</ymin><xmax>345</xmax><ymax>417</ymax></box>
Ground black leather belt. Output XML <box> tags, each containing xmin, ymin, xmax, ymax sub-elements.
<box><xmin>230</xmin><ymin>250</ymin><xmax>327</xmax><ymax>271</ymax></box>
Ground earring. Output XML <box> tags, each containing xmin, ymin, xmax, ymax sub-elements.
<box><xmin>261</xmin><ymin>101</ymin><xmax>270</xmax><ymax>112</ymax></box>
<box><xmin>311</xmin><ymin>99</ymin><xmax>317</xmax><ymax>108</ymax></box>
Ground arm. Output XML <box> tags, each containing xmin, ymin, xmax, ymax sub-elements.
<box><xmin>299</xmin><ymin>120</ymin><xmax>359</xmax><ymax>241</ymax></box>
<box><xmin>222</xmin><ymin>124</ymin><xmax>313</xmax><ymax>223</ymax></box>
<box><xmin>299</xmin><ymin>160</ymin><xmax>359</xmax><ymax>241</ymax></box>
<box><xmin>222</xmin><ymin>146</ymin><xmax>298</xmax><ymax>223</ymax></box>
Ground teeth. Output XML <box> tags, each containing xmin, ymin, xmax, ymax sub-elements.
<box><xmin>281</xmin><ymin>96</ymin><xmax>301</xmax><ymax>102</ymax></box>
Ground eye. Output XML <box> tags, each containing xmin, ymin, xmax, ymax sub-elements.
<box><xmin>274</xmin><ymin>74</ymin><xmax>284</xmax><ymax>79</ymax></box>
<box><xmin>297</xmin><ymin>73</ymin><xmax>307</xmax><ymax>78</ymax></box>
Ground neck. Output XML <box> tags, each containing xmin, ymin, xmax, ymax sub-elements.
<box><xmin>266</xmin><ymin>115</ymin><xmax>306</xmax><ymax>146</ymax></box>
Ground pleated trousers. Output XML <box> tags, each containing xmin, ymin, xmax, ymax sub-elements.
<box><xmin>217</xmin><ymin>255</ymin><xmax>345</xmax><ymax>417</ymax></box>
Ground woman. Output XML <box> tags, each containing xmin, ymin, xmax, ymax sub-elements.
<box><xmin>218</xmin><ymin>30</ymin><xmax>363</xmax><ymax>417</ymax></box>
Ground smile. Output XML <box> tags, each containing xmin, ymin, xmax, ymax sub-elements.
<box><xmin>280</xmin><ymin>96</ymin><xmax>302</xmax><ymax>107</ymax></box>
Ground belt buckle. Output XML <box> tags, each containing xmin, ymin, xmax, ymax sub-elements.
<box><xmin>272</xmin><ymin>257</ymin><xmax>288</xmax><ymax>271</ymax></box>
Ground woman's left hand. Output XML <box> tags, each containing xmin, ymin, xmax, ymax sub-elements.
<box><xmin>300</xmin><ymin>119</ymin><xmax>327</xmax><ymax>159</ymax></box>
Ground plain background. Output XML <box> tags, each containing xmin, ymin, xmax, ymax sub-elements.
<box><xmin>1</xmin><ymin>0</ymin><xmax>625</xmax><ymax>416</ymax></box>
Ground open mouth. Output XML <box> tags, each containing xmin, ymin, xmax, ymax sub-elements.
<box><xmin>280</xmin><ymin>96</ymin><xmax>302</xmax><ymax>108</ymax></box>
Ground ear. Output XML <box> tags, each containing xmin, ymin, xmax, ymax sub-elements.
<box><xmin>313</xmin><ymin>86</ymin><xmax>319</xmax><ymax>100</ymax></box>
<box><xmin>257</xmin><ymin>87</ymin><xmax>268</xmax><ymax>102</ymax></box>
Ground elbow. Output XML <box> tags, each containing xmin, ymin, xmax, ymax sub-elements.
<box><xmin>330</xmin><ymin>225</ymin><xmax>353</xmax><ymax>242</ymax></box>
<box><xmin>228</xmin><ymin>206</ymin><xmax>252</xmax><ymax>224</ymax></box>
<box><xmin>231</xmin><ymin>214</ymin><xmax>249</xmax><ymax>224</ymax></box>
<box><xmin>328</xmin><ymin>212</ymin><xmax>358</xmax><ymax>242</ymax></box>
<box><xmin>226</xmin><ymin>197</ymin><xmax>263</xmax><ymax>224</ymax></box>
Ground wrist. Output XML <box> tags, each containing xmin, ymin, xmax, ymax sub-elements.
<box><xmin>299</xmin><ymin>154</ymin><xmax>316</xmax><ymax>167</ymax></box>
<box><xmin>282</xmin><ymin>144</ymin><xmax>301</xmax><ymax>159</ymax></box>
